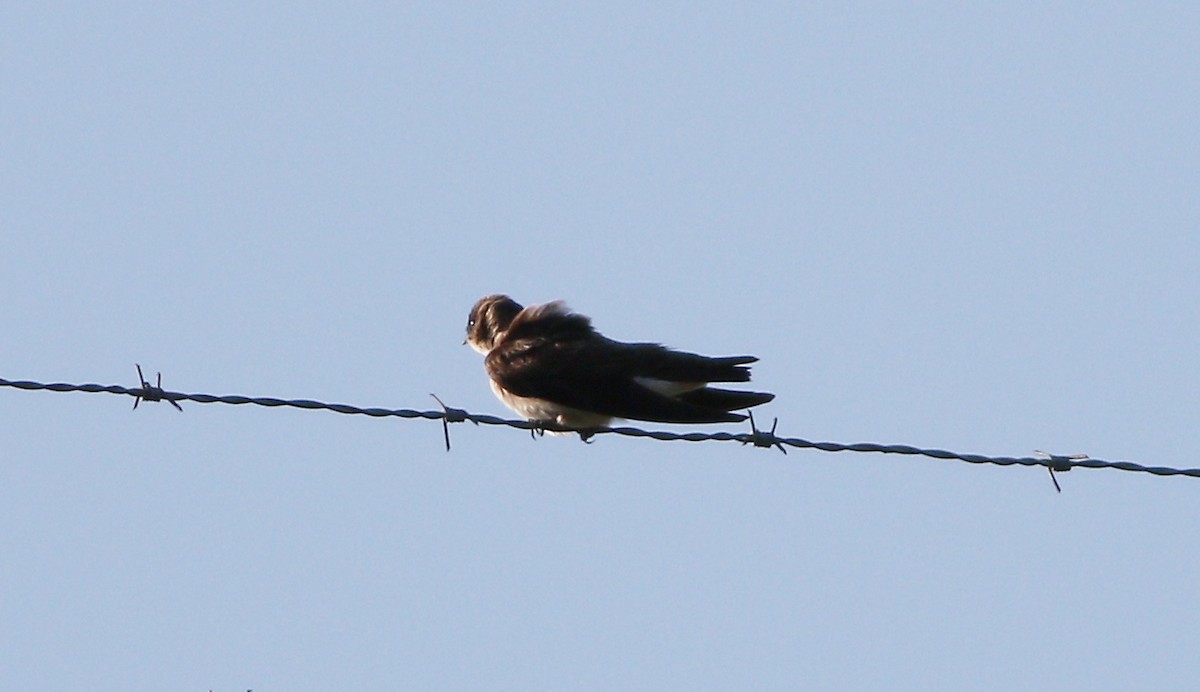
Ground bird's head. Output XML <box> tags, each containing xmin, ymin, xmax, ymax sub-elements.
<box><xmin>465</xmin><ymin>294</ymin><xmax>524</xmax><ymax>354</ymax></box>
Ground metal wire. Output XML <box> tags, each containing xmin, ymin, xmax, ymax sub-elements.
<box><xmin>2</xmin><ymin>375</ymin><xmax>1195</xmax><ymax>480</ymax></box>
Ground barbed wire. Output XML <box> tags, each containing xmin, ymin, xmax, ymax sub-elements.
<box><xmin>2</xmin><ymin>371</ymin><xmax>1196</xmax><ymax>485</ymax></box>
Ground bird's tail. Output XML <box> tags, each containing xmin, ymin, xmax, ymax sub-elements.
<box><xmin>678</xmin><ymin>387</ymin><xmax>775</xmax><ymax>412</ymax></box>
<box><xmin>635</xmin><ymin>348</ymin><xmax>760</xmax><ymax>383</ymax></box>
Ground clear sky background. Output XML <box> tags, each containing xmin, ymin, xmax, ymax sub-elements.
<box><xmin>3</xmin><ymin>3</ymin><xmax>1198</xmax><ymax>690</ymax></box>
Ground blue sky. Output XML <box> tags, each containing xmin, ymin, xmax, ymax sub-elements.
<box><xmin>3</xmin><ymin>3</ymin><xmax>1198</xmax><ymax>690</ymax></box>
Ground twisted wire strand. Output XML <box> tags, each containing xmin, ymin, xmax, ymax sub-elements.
<box><xmin>2</xmin><ymin>376</ymin><xmax>1195</xmax><ymax>479</ymax></box>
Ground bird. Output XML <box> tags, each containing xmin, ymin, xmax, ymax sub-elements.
<box><xmin>465</xmin><ymin>294</ymin><xmax>774</xmax><ymax>435</ymax></box>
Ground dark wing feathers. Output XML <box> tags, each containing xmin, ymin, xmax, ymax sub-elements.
<box><xmin>677</xmin><ymin>387</ymin><xmax>775</xmax><ymax>412</ymax></box>
<box><xmin>620</xmin><ymin>343</ymin><xmax>757</xmax><ymax>383</ymax></box>
<box><xmin>489</xmin><ymin>343</ymin><xmax>747</xmax><ymax>423</ymax></box>
<box><xmin>486</xmin><ymin>322</ymin><xmax>773</xmax><ymax>423</ymax></box>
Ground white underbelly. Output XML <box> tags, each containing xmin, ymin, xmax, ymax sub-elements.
<box><xmin>491</xmin><ymin>380</ymin><xmax>612</xmax><ymax>430</ymax></box>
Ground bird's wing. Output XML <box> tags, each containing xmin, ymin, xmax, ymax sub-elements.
<box><xmin>486</xmin><ymin>335</ymin><xmax>748</xmax><ymax>424</ymax></box>
<box><xmin>618</xmin><ymin>343</ymin><xmax>758</xmax><ymax>383</ymax></box>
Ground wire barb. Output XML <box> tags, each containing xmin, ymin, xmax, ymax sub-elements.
<box><xmin>0</xmin><ymin>374</ymin><xmax>1194</xmax><ymax>482</ymax></box>
<box><xmin>1034</xmin><ymin>450</ymin><xmax>1089</xmax><ymax>493</ymax></box>
<box><xmin>430</xmin><ymin>393</ymin><xmax>474</xmax><ymax>452</ymax></box>
<box><xmin>132</xmin><ymin>364</ymin><xmax>183</xmax><ymax>412</ymax></box>
<box><xmin>743</xmin><ymin>411</ymin><xmax>787</xmax><ymax>455</ymax></box>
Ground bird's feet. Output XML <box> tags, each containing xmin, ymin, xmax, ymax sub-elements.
<box><xmin>527</xmin><ymin>419</ymin><xmax>598</xmax><ymax>443</ymax></box>
<box><xmin>529</xmin><ymin>419</ymin><xmax>552</xmax><ymax>439</ymax></box>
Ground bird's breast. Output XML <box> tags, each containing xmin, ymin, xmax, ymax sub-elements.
<box><xmin>489</xmin><ymin>380</ymin><xmax>612</xmax><ymax>429</ymax></box>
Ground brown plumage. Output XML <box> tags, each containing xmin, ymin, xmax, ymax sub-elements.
<box><xmin>466</xmin><ymin>295</ymin><xmax>774</xmax><ymax>428</ymax></box>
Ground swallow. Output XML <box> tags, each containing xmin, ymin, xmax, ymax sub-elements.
<box><xmin>465</xmin><ymin>295</ymin><xmax>774</xmax><ymax>435</ymax></box>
